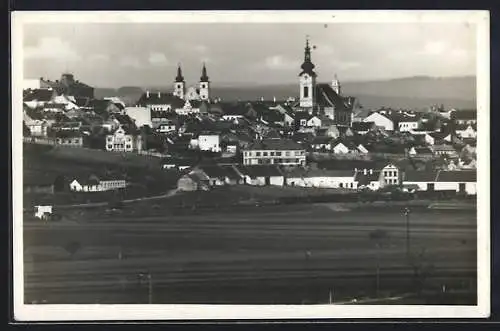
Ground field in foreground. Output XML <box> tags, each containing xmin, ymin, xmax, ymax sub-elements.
<box><xmin>23</xmin><ymin>204</ymin><xmax>477</xmax><ymax>305</ymax></box>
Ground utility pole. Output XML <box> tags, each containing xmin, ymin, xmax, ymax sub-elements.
<box><xmin>148</xmin><ymin>273</ymin><xmax>153</xmax><ymax>304</ymax></box>
<box><xmin>139</xmin><ymin>272</ymin><xmax>153</xmax><ymax>304</ymax></box>
<box><xmin>404</xmin><ymin>207</ymin><xmax>411</xmax><ymax>256</ymax></box>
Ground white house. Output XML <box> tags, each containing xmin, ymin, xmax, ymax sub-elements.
<box><xmin>125</xmin><ymin>106</ymin><xmax>152</xmax><ymax>128</ymax></box>
<box><xmin>398</xmin><ymin>120</ymin><xmax>420</xmax><ymax>132</ymax></box>
<box><xmin>157</xmin><ymin>122</ymin><xmax>177</xmax><ymax>134</ymax></box>
<box><xmin>34</xmin><ymin>205</ymin><xmax>52</xmax><ymax>219</ymax></box>
<box><xmin>456</xmin><ymin>124</ymin><xmax>477</xmax><ymax>139</ymax></box>
<box><xmin>175</xmin><ymin>100</ymin><xmax>200</xmax><ymax>115</ymax></box>
<box><xmin>234</xmin><ymin>165</ymin><xmax>285</xmax><ymax>186</ymax></box>
<box><xmin>24</xmin><ymin>113</ymin><xmax>49</xmax><ymax>137</ymax></box>
<box><xmin>286</xmin><ymin>169</ymin><xmax>357</xmax><ymax>189</ymax></box>
<box><xmin>197</xmin><ymin>134</ymin><xmax>221</xmax><ymax>152</ymax></box>
<box><xmin>380</xmin><ymin>163</ymin><xmax>400</xmax><ymax>187</ymax></box>
<box><xmin>70</xmin><ymin>175</ymin><xmax>127</xmax><ymax>192</ymax></box>
<box><xmin>243</xmin><ymin>139</ymin><xmax>306</xmax><ymax>166</ymax></box>
<box><xmin>434</xmin><ymin>170</ymin><xmax>477</xmax><ymax>195</ymax></box>
<box><xmin>105</xmin><ymin>126</ymin><xmax>140</xmax><ymax>152</ymax></box>
<box><xmin>363</xmin><ymin>112</ymin><xmax>394</xmax><ymax>131</ymax></box>
<box><xmin>306</xmin><ymin>116</ymin><xmax>322</xmax><ymax>128</ymax></box>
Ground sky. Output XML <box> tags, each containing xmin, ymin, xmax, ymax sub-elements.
<box><xmin>22</xmin><ymin>22</ymin><xmax>477</xmax><ymax>88</ymax></box>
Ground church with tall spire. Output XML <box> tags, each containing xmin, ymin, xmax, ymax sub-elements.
<box><xmin>294</xmin><ymin>37</ymin><xmax>356</xmax><ymax>127</ymax></box>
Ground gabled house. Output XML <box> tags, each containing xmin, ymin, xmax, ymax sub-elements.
<box><xmin>105</xmin><ymin>126</ymin><xmax>141</xmax><ymax>152</ymax></box>
<box><xmin>323</xmin><ymin>125</ymin><xmax>341</xmax><ymax>139</ymax></box>
<box><xmin>136</xmin><ymin>91</ymin><xmax>184</xmax><ymax>112</ymax></box>
<box><xmin>23</xmin><ymin>88</ymin><xmax>54</xmax><ymax>109</ymax></box>
<box><xmin>363</xmin><ymin>112</ymin><xmax>394</xmax><ymax>131</ymax></box>
<box><xmin>451</xmin><ymin>109</ymin><xmax>477</xmax><ymax>126</ymax></box>
<box><xmin>455</xmin><ymin>124</ymin><xmax>477</xmax><ymax>139</ymax></box>
<box><xmin>195</xmin><ymin>165</ymin><xmax>245</xmax><ymax>187</ymax></box>
<box><xmin>306</xmin><ymin>115</ymin><xmax>322</xmax><ymax>128</ymax></box>
<box><xmin>70</xmin><ymin>174</ymin><xmax>127</xmax><ymax>192</ymax></box>
<box><xmin>331</xmin><ymin>139</ymin><xmax>358</xmax><ymax>154</ymax></box>
<box><xmin>234</xmin><ymin>164</ymin><xmax>285</xmax><ymax>186</ymax></box>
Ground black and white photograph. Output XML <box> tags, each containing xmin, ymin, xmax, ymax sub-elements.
<box><xmin>12</xmin><ymin>10</ymin><xmax>490</xmax><ymax>320</ymax></box>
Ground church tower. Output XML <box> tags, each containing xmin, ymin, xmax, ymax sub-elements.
<box><xmin>173</xmin><ymin>64</ymin><xmax>186</xmax><ymax>100</ymax></box>
<box><xmin>299</xmin><ymin>37</ymin><xmax>317</xmax><ymax>110</ymax></box>
<box><xmin>199</xmin><ymin>63</ymin><xmax>210</xmax><ymax>101</ymax></box>
<box><xmin>332</xmin><ymin>74</ymin><xmax>341</xmax><ymax>95</ymax></box>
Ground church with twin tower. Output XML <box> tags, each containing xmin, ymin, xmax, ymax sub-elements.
<box><xmin>295</xmin><ymin>37</ymin><xmax>354</xmax><ymax>127</ymax></box>
<box><xmin>173</xmin><ymin>63</ymin><xmax>210</xmax><ymax>102</ymax></box>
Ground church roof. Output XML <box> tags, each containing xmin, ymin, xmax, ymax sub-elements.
<box><xmin>175</xmin><ymin>65</ymin><xmax>185</xmax><ymax>83</ymax></box>
<box><xmin>299</xmin><ymin>38</ymin><xmax>317</xmax><ymax>77</ymax></box>
<box><xmin>315</xmin><ymin>83</ymin><xmax>351</xmax><ymax>111</ymax></box>
<box><xmin>200</xmin><ymin>63</ymin><xmax>209</xmax><ymax>82</ymax></box>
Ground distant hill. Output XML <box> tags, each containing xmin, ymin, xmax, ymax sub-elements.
<box><xmin>95</xmin><ymin>76</ymin><xmax>476</xmax><ymax>110</ymax></box>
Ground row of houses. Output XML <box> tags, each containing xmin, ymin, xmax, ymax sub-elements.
<box><xmin>177</xmin><ymin>163</ymin><xmax>477</xmax><ymax>195</ymax></box>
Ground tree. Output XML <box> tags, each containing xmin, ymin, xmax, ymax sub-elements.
<box><xmin>64</xmin><ymin>241</ymin><xmax>81</xmax><ymax>259</ymax></box>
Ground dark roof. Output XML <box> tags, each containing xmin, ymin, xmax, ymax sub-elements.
<box><xmin>436</xmin><ymin>170</ymin><xmax>476</xmax><ymax>182</ymax></box>
<box><xmin>43</xmin><ymin>103</ymin><xmax>66</xmax><ymax>109</ymax></box>
<box><xmin>236</xmin><ymin>165</ymin><xmax>283</xmax><ymax>178</ymax></box>
<box><xmin>246</xmin><ymin>139</ymin><xmax>304</xmax><ymax>151</ymax></box>
<box><xmin>354</xmin><ymin>171</ymin><xmax>381</xmax><ymax>185</ymax></box>
<box><xmin>74</xmin><ymin>97</ymin><xmax>91</xmax><ymax>107</ymax></box>
<box><xmin>23</xmin><ymin>89</ymin><xmax>53</xmax><ymax>102</ymax></box>
<box><xmin>55</xmin><ymin>131</ymin><xmax>83</xmax><ymax>138</ymax></box>
<box><xmin>136</xmin><ymin>92</ymin><xmax>185</xmax><ymax>108</ymax></box>
<box><xmin>199</xmin><ymin>165</ymin><xmax>242</xmax><ymax>180</ymax></box>
<box><xmin>451</xmin><ymin>110</ymin><xmax>476</xmax><ymax>121</ymax></box>
<box><xmin>403</xmin><ymin>171</ymin><xmax>438</xmax><ymax>182</ymax></box>
<box><xmin>315</xmin><ymin>84</ymin><xmax>351</xmax><ymax>111</ymax></box>
<box><xmin>311</xmin><ymin>136</ymin><xmax>334</xmax><ymax>145</ymax></box>
<box><xmin>414</xmin><ymin>147</ymin><xmax>434</xmax><ymax>154</ymax></box>
<box><xmin>351</xmin><ymin>122</ymin><xmax>374</xmax><ymax>131</ymax></box>
<box><xmin>89</xmin><ymin>99</ymin><xmax>112</xmax><ymax>111</ymax></box>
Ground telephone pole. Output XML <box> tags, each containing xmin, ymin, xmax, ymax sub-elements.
<box><xmin>404</xmin><ymin>207</ymin><xmax>411</xmax><ymax>256</ymax></box>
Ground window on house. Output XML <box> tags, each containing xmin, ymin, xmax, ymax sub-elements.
<box><xmin>258</xmin><ymin>159</ymin><xmax>263</xmax><ymax>164</ymax></box>
<box><xmin>256</xmin><ymin>152</ymin><xmax>261</xmax><ymax>156</ymax></box>
<box><xmin>263</xmin><ymin>152</ymin><xmax>268</xmax><ymax>156</ymax></box>
<box><xmin>270</xmin><ymin>152</ymin><xmax>275</xmax><ymax>156</ymax></box>
<box><xmin>339</xmin><ymin>183</ymin><xmax>343</xmax><ymax>188</ymax></box>
<box><xmin>303</xmin><ymin>86</ymin><xmax>309</xmax><ymax>98</ymax></box>
<box><xmin>285</xmin><ymin>151</ymin><xmax>290</xmax><ymax>156</ymax></box>
<box><xmin>295</xmin><ymin>158</ymin><xmax>299</xmax><ymax>163</ymax></box>
<box><xmin>276</xmin><ymin>152</ymin><xmax>282</xmax><ymax>156</ymax></box>
<box><xmin>107</xmin><ymin>144</ymin><xmax>112</xmax><ymax>149</ymax></box>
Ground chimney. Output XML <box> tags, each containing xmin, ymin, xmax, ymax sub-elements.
<box><xmin>363</xmin><ymin>169</ymin><xmax>367</xmax><ymax>175</ymax></box>
<box><xmin>146</xmin><ymin>90</ymin><xmax>150</xmax><ymax>98</ymax></box>
<box><xmin>158</xmin><ymin>91</ymin><xmax>161</xmax><ymax>98</ymax></box>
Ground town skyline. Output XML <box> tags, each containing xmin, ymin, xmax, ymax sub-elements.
<box><xmin>23</xmin><ymin>22</ymin><xmax>477</xmax><ymax>88</ymax></box>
